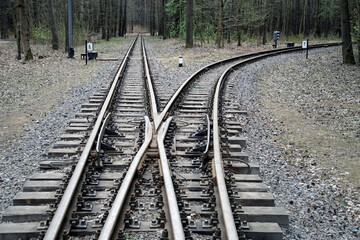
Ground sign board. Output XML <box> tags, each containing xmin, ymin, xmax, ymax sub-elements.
<box><xmin>302</xmin><ymin>40</ymin><xmax>308</xmax><ymax>49</ymax></box>
<box><xmin>87</xmin><ymin>42</ymin><xmax>94</xmax><ymax>52</ymax></box>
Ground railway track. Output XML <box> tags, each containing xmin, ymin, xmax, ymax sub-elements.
<box><xmin>0</xmin><ymin>36</ymin><xmax>340</xmax><ymax>240</ymax></box>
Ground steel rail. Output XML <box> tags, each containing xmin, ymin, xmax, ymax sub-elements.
<box><xmin>96</xmin><ymin>113</ymin><xmax>112</xmax><ymax>153</ymax></box>
<box><xmin>141</xmin><ymin>37</ymin><xmax>160</xmax><ymax>126</ymax></box>
<box><xmin>211</xmin><ymin>43</ymin><xmax>340</xmax><ymax>239</ymax></box>
<box><xmin>203</xmin><ymin>114</ymin><xmax>211</xmax><ymax>158</ymax></box>
<box><xmin>156</xmin><ymin>42</ymin><xmax>340</xmax><ymax>130</ymax></box>
<box><xmin>212</xmin><ymin>71</ymin><xmax>239</xmax><ymax>240</ymax></box>
<box><xmin>44</xmin><ymin>35</ymin><xmax>138</xmax><ymax>240</ymax></box>
<box><xmin>157</xmin><ymin>117</ymin><xmax>185</xmax><ymax>240</ymax></box>
<box><xmin>98</xmin><ymin>116</ymin><xmax>153</xmax><ymax>240</ymax></box>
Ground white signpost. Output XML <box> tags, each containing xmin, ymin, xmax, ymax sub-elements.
<box><xmin>87</xmin><ymin>42</ymin><xmax>94</xmax><ymax>52</ymax></box>
<box><xmin>302</xmin><ymin>39</ymin><xmax>309</xmax><ymax>59</ymax></box>
<box><xmin>302</xmin><ymin>40</ymin><xmax>307</xmax><ymax>49</ymax></box>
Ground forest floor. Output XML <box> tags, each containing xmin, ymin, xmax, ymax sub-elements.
<box><xmin>0</xmin><ymin>35</ymin><xmax>359</xmax><ymax>238</ymax></box>
<box><xmin>0</xmin><ymin>37</ymin><xmax>131</xmax><ymax>145</ymax></box>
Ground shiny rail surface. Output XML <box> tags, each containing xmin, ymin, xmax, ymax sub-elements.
<box><xmin>157</xmin><ymin>42</ymin><xmax>340</xmax><ymax>128</ymax></box>
<box><xmin>158</xmin><ymin>117</ymin><xmax>185</xmax><ymax>240</ymax></box>
<box><xmin>98</xmin><ymin>116</ymin><xmax>152</xmax><ymax>240</ymax></box>
<box><xmin>0</xmin><ymin>40</ymin><xmax>341</xmax><ymax>240</ymax></box>
<box><xmin>44</xmin><ymin>35</ymin><xmax>139</xmax><ymax>240</ymax></box>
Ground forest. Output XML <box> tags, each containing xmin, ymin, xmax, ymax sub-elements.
<box><xmin>0</xmin><ymin>0</ymin><xmax>359</xmax><ymax>63</ymax></box>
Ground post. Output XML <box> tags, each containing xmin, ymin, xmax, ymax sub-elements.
<box><xmin>306</xmin><ymin>39</ymin><xmax>309</xmax><ymax>59</ymax></box>
<box><xmin>179</xmin><ymin>56</ymin><xmax>183</xmax><ymax>67</ymax></box>
<box><xmin>67</xmin><ymin>0</ymin><xmax>74</xmax><ymax>58</ymax></box>
<box><xmin>273</xmin><ymin>31</ymin><xmax>280</xmax><ymax>48</ymax></box>
<box><xmin>85</xmin><ymin>40</ymin><xmax>88</xmax><ymax>65</ymax></box>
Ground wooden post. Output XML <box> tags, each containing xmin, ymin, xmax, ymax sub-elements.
<box><xmin>85</xmin><ymin>40</ymin><xmax>88</xmax><ymax>65</ymax></box>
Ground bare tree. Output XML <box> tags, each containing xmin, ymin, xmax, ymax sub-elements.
<box><xmin>100</xmin><ymin>0</ymin><xmax>106</xmax><ymax>39</ymax></box>
<box><xmin>118</xmin><ymin>0</ymin><xmax>123</xmax><ymax>36</ymax></box>
<box><xmin>48</xmin><ymin>0</ymin><xmax>59</xmax><ymax>50</ymax></box>
<box><xmin>122</xmin><ymin>0</ymin><xmax>127</xmax><ymax>35</ymax></box>
<box><xmin>17</xmin><ymin>0</ymin><xmax>33</xmax><ymax>61</ymax></box>
<box><xmin>150</xmin><ymin>0</ymin><xmax>156</xmax><ymax>35</ymax></box>
<box><xmin>340</xmin><ymin>0</ymin><xmax>356</xmax><ymax>64</ymax></box>
<box><xmin>186</xmin><ymin>0</ymin><xmax>194</xmax><ymax>47</ymax></box>
<box><xmin>1</xmin><ymin>0</ymin><xmax>9</xmax><ymax>39</ymax></box>
<box><xmin>215</xmin><ymin>0</ymin><xmax>227</xmax><ymax>48</ymax></box>
<box><xmin>105</xmin><ymin>0</ymin><xmax>111</xmax><ymax>41</ymax></box>
<box><xmin>163</xmin><ymin>0</ymin><xmax>169</xmax><ymax>39</ymax></box>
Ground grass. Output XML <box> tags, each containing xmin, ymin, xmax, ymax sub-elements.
<box><xmin>257</xmin><ymin>52</ymin><xmax>360</xmax><ymax>188</ymax></box>
<box><xmin>262</xmin><ymin>100</ymin><xmax>360</xmax><ymax>187</ymax></box>
<box><xmin>0</xmin><ymin>36</ymin><xmax>133</xmax><ymax>144</ymax></box>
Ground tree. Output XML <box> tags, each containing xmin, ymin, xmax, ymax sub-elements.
<box><xmin>105</xmin><ymin>0</ymin><xmax>110</xmax><ymax>41</ymax></box>
<box><xmin>17</xmin><ymin>0</ymin><xmax>33</xmax><ymax>61</ymax></box>
<box><xmin>100</xmin><ymin>0</ymin><xmax>106</xmax><ymax>39</ymax></box>
<box><xmin>118</xmin><ymin>0</ymin><xmax>123</xmax><ymax>36</ymax></box>
<box><xmin>162</xmin><ymin>0</ymin><xmax>169</xmax><ymax>39</ymax></box>
<box><xmin>1</xmin><ymin>0</ymin><xmax>9</xmax><ymax>39</ymax></box>
<box><xmin>122</xmin><ymin>0</ymin><xmax>127</xmax><ymax>35</ymax></box>
<box><xmin>215</xmin><ymin>0</ymin><xmax>227</xmax><ymax>48</ymax></box>
<box><xmin>48</xmin><ymin>0</ymin><xmax>59</xmax><ymax>50</ymax></box>
<box><xmin>354</xmin><ymin>0</ymin><xmax>360</xmax><ymax>63</ymax></box>
<box><xmin>340</xmin><ymin>0</ymin><xmax>356</xmax><ymax>64</ymax></box>
<box><xmin>150</xmin><ymin>0</ymin><xmax>156</xmax><ymax>36</ymax></box>
<box><xmin>186</xmin><ymin>0</ymin><xmax>194</xmax><ymax>47</ymax></box>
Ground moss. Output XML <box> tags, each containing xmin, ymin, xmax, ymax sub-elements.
<box><xmin>257</xmin><ymin>52</ymin><xmax>360</xmax><ymax>188</ymax></box>
<box><xmin>24</xmin><ymin>48</ymin><xmax>33</xmax><ymax>61</ymax></box>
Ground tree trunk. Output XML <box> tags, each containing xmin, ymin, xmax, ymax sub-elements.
<box><xmin>158</xmin><ymin>0</ymin><xmax>163</xmax><ymax>36</ymax></box>
<box><xmin>150</xmin><ymin>0</ymin><xmax>155</xmax><ymax>36</ymax></box>
<box><xmin>304</xmin><ymin>0</ymin><xmax>310</xmax><ymax>36</ymax></box>
<box><xmin>105</xmin><ymin>0</ymin><xmax>111</xmax><ymax>41</ymax></box>
<box><xmin>122</xmin><ymin>0</ymin><xmax>127</xmax><ymax>35</ymax></box>
<box><xmin>17</xmin><ymin>0</ymin><xmax>33</xmax><ymax>61</ymax></box>
<box><xmin>100</xmin><ymin>0</ymin><xmax>106</xmax><ymax>39</ymax></box>
<box><xmin>340</xmin><ymin>0</ymin><xmax>356</xmax><ymax>64</ymax></box>
<box><xmin>1</xmin><ymin>0</ymin><xmax>9</xmax><ymax>39</ymax></box>
<box><xmin>48</xmin><ymin>0</ymin><xmax>59</xmax><ymax>50</ymax></box>
<box><xmin>314</xmin><ymin>0</ymin><xmax>321</xmax><ymax>37</ymax></box>
<box><xmin>119</xmin><ymin>0</ymin><xmax>127</xmax><ymax>36</ymax></box>
<box><xmin>32</xmin><ymin>0</ymin><xmax>39</xmax><ymax>27</ymax></box>
<box><xmin>118</xmin><ymin>0</ymin><xmax>123</xmax><ymax>36</ymax></box>
<box><xmin>163</xmin><ymin>0</ymin><xmax>168</xmax><ymax>39</ymax></box>
<box><xmin>357</xmin><ymin>1</ymin><xmax>360</xmax><ymax>63</ymax></box>
<box><xmin>130</xmin><ymin>0</ymin><xmax>133</xmax><ymax>33</ymax></box>
<box><xmin>64</xmin><ymin>0</ymin><xmax>69</xmax><ymax>52</ymax></box>
<box><xmin>262</xmin><ymin>25</ymin><xmax>266</xmax><ymax>45</ymax></box>
<box><xmin>186</xmin><ymin>0</ymin><xmax>193</xmax><ymax>48</ymax></box>
<box><xmin>215</xmin><ymin>0</ymin><xmax>226</xmax><ymax>48</ymax></box>
<box><xmin>112</xmin><ymin>0</ymin><xmax>117</xmax><ymax>37</ymax></box>
<box><xmin>299</xmin><ymin>0</ymin><xmax>306</xmax><ymax>35</ymax></box>
<box><xmin>237</xmin><ymin>27</ymin><xmax>241</xmax><ymax>46</ymax></box>
<box><xmin>17</xmin><ymin>26</ymin><xmax>21</xmax><ymax>60</ymax></box>
<box><xmin>294</xmin><ymin>0</ymin><xmax>301</xmax><ymax>35</ymax></box>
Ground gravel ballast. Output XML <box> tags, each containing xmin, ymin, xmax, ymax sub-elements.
<box><xmin>0</xmin><ymin>37</ymin><xmax>133</xmax><ymax>219</ymax></box>
<box><xmin>1</xmin><ymin>36</ymin><xmax>358</xmax><ymax>239</ymax></box>
<box><xmin>227</xmin><ymin>47</ymin><xmax>359</xmax><ymax>239</ymax></box>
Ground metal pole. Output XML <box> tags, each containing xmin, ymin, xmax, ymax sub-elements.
<box><xmin>85</xmin><ymin>40</ymin><xmax>88</xmax><ymax>65</ymax></box>
<box><xmin>68</xmin><ymin>0</ymin><xmax>74</xmax><ymax>58</ymax></box>
<box><xmin>306</xmin><ymin>39</ymin><xmax>309</xmax><ymax>59</ymax></box>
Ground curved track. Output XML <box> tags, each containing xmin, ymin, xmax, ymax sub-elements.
<box><xmin>0</xmin><ymin>39</ymin><xmax>340</xmax><ymax>240</ymax></box>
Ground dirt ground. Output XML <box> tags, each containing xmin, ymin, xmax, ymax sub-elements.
<box><xmin>0</xmin><ymin>37</ymin><xmax>131</xmax><ymax>146</ymax></box>
<box><xmin>1</xmin><ymin>36</ymin><xmax>358</xmax><ymax>201</ymax></box>
<box><xmin>256</xmin><ymin>48</ymin><xmax>360</xmax><ymax>188</ymax></box>
<box><xmin>0</xmin><ymin>36</ymin><xmax>277</xmax><ymax>146</ymax></box>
